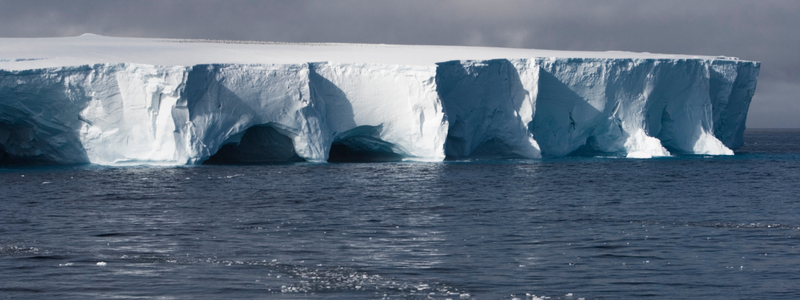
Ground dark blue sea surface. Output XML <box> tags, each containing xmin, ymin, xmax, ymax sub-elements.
<box><xmin>2</xmin><ymin>129</ymin><xmax>800</xmax><ymax>299</ymax></box>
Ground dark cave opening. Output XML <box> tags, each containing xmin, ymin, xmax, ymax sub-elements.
<box><xmin>327</xmin><ymin>136</ymin><xmax>404</xmax><ymax>163</ymax></box>
<box><xmin>204</xmin><ymin>125</ymin><xmax>304</xmax><ymax>164</ymax></box>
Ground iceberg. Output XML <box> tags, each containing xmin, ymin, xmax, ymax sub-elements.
<box><xmin>0</xmin><ymin>35</ymin><xmax>759</xmax><ymax>165</ymax></box>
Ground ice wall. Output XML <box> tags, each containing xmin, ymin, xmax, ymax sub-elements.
<box><xmin>438</xmin><ymin>58</ymin><xmax>758</xmax><ymax>158</ymax></box>
<box><xmin>529</xmin><ymin>58</ymin><xmax>757</xmax><ymax>157</ymax></box>
<box><xmin>436</xmin><ymin>59</ymin><xmax>540</xmax><ymax>159</ymax></box>
<box><xmin>0</xmin><ymin>58</ymin><xmax>758</xmax><ymax>165</ymax></box>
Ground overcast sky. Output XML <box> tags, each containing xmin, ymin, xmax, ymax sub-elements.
<box><xmin>1</xmin><ymin>0</ymin><xmax>797</xmax><ymax>127</ymax></box>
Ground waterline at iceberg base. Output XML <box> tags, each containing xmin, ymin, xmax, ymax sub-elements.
<box><xmin>0</xmin><ymin>35</ymin><xmax>759</xmax><ymax>165</ymax></box>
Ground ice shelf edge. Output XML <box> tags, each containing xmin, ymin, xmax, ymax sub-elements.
<box><xmin>0</xmin><ymin>57</ymin><xmax>759</xmax><ymax>165</ymax></box>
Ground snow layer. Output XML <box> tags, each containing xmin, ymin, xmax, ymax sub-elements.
<box><xmin>0</xmin><ymin>35</ymin><xmax>759</xmax><ymax>165</ymax></box>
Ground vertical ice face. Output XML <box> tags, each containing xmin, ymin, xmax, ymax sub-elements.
<box><xmin>0</xmin><ymin>57</ymin><xmax>759</xmax><ymax>165</ymax></box>
<box><xmin>708</xmin><ymin>60</ymin><xmax>760</xmax><ymax>149</ymax></box>
<box><xmin>80</xmin><ymin>64</ymin><xmax>189</xmax><ymax>164</ymax></box>
<box><xmin>532</xmin><ymin>58</ymin><xmax>615</xmax><ymax>157</ymax></box>
<box><xmin>436</xmin><ymin>59</ymin><xmax>540</xmax><ymax>159</ymax></box>
<box><xmin>530</xmin><ymin>58</ymin><xmax>759</xmax><ymax>158</ymax></box>
<box><xmin>178</xmin><ymin>62</ymin><xmax>448</xmax><ymax>163</ymax></box>
<box><xmin>309</xmin><ymin>62</ymin><xmax>447</xmax><ymax>162</ymax></box>
<box><xmin>0</xmin><ymin>64</ymin><xmax>192</xmax><ymax>165</ymax></box>
<box><xmin>0</xmin><ymin>66</ymin><xmax>94</xmax><ymax>164</ymax></box>
<box><xmin>176</xmin><ymin>63</ymin><xmax>323</xmax><ymax>164</ymax></box>
<box><xmin>434</xmin><ymin>57</ymin><xmax>758</xmax><ymax>159</ymax></box>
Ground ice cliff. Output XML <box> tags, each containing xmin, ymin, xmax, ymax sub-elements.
<box><xmin>0</xmin><ymin>36</ymin><xmax>759</xmax><ymax>165</ymax></box>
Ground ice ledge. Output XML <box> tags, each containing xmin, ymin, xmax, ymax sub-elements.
<box><xmin>0</xmin><ymin>35</ymin><xmax>741</xmax><ymax>70</ymax></box>
<box><xmin>0</xmin><ymin>56</ymin><xmax>759</xmax><ymax>166</ymax></box>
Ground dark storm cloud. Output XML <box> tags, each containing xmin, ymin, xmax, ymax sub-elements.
<box><xmin>1</xmin><ymin>0</ymin><xmax>797</xmax><ymax>127</ymax></box>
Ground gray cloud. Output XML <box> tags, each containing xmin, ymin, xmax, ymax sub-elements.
<box><xmin>1</xmin><ymin>0</ymin><xmax>797</xmax><ymax>127</ymax></box>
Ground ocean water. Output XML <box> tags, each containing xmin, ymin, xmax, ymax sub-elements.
<box><xmin>1</xmin><ymin>129</ymin><xmax>799</xmax><ymax>300</ymax></box>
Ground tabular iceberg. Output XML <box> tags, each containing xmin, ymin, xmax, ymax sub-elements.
<box><xmin>0</xmin><ymin>35</ymin><xmax>759</xmax><ymax>165</ymax></box>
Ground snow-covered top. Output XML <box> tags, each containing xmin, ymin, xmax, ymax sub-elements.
<box><xmin>0</xmin><ymin>34</ymin><xmax>737</xmax><ymax>70</ymax></box>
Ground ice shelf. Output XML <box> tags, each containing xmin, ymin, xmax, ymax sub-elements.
<box><xmin>0</xmin><ymin>35</ymin><xmax>759</xmax><ymax>165</ymax></box>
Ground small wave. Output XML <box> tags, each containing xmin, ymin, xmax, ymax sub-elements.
<box><xmin>112</xmin><ymin>254</ymin><xmax>469</xmax><ymax>298</ymax></box>
<box><xmin>686</xmin><ymin>221</ymin><xmax>798</xmax><ymax>230</ymax></box>
<box><xmin>26</xmin><ymin>255</ymin><xmax>68</xmax><ymax>260</ymax></box>
<box><xmin>0</xmin><ymin>245</ymin><xmax>40</xmax><ymax>255</ymax></box>
<box><xmin>254</xmin><ymin>260</ymin><xmax>464</xmax><ymax>297</ymax></box>
<box><xmin>623</xmin><ymin>219</ymin><xmax>799</xmax><ymax>230</ymax></box>
<box><xmin>0</xmin><ymin>287</ymin><xmax>42</xmax><ymax>293</ymax></box>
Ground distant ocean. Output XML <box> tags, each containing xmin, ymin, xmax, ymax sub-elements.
<box><xmin>2</xmin><ymin>129</ymin><xmax>799</xmax><ymax>300</ymax></box>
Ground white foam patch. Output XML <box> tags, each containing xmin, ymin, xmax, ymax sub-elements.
<box><xmin>693</xmin><ymin>130</ymin><xmax>734</xmax><ymax>155</ymax></box>
<box><xmin>624</xmin><ymin>128</ymin><xmax>671</xmax><ymax>158</ymax></box>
